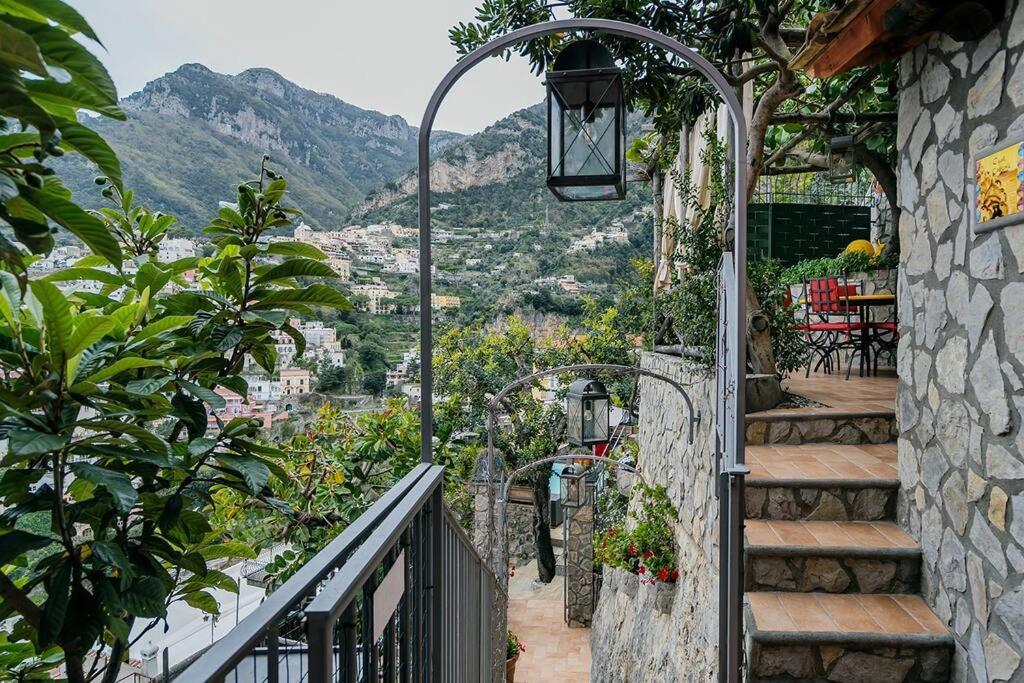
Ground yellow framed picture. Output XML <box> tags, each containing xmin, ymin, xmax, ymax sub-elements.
<box><xmin>972</xmin><ymin>136</ymin><xmax>1024</xmax><ymax>233</ymax></box>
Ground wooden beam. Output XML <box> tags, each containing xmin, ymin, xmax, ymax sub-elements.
<box><xmin>804</xmin><ymin>0</ymin><xmax>905</xmax><ymax>78</ymax></box>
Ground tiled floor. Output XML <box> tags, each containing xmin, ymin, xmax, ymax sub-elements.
<box><xmin>751</xmin><ymin>371</ymin><xmax>897</xmax><ymax>418</ymax></box>
<box><xmin>748</xmin><ymin>592</ymin><xmax>947</xmax><ymax>635</ymax></box>
<box><xmin>745</xmin><ymin>520</ymin><xmax>917</xmax><ymax>551</ymax></box>
<box><xmin>506</xmin><ymin>560</ymin><xmax>590</xmax><ymax>682</ymax></box>
<box><xmin>746</xmin><ymin>443</ymin><xmax>899</xmax><ymax>483</ymax></box>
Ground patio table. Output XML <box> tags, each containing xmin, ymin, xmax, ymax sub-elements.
<box><xmin>797</xmin><ymin>292</ymin><xmax>897</xmax><ymax>378</ymax></box>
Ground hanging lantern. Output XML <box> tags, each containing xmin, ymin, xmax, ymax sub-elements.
<box><xmin>566</xmin><ymin>378</ymin><xmax>610</xmax><ymax>446</ymax></box>
<box><xmin>546</xmin><ymin>40</ymin><xmax>626</xmax><ymax>201</ymax></box>
<box><xmin>828</xmin><ymin>134</ymin><xmax>856</xmax><ymax>183</ymax></box>
<box><xmin>559</xmin><ymin>464</ymin><xmax>589</xmax><ymax>509</ymax></box>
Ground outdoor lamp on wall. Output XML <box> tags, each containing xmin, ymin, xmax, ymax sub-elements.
<box><xmin>559</xmin><ymin>464</ymin><xmax>589</xmax><ymax>509</ymax></box>
<box><xmin>546</xmin><ymin>40</ymin><xmax>626</xmax><ymax>201</ymax></box>
<box><xmin>566</xmin><ymin>378</ymin><xmax>611</xmax><ymax>446</ymax></box>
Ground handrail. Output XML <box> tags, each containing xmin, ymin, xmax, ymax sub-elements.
<box><xmin>305</xmin><ymin>465</ymin><xmax>445</xmax><ymax>623</ymax></box>
<box><xmin>178</xmin><ymin>462</ymin><xmax>433</xmax><ymax>681</ymax></box>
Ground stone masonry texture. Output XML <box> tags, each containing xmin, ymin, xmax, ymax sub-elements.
<box><xmin>896</xmin><ymin>2</ymin><xmax>1024</xmax><ymax>680</ymax></box>
<box><xmin>589</xmin><ymin>353</ymin><xmax>719</xmax><ymax>681</ymax></box>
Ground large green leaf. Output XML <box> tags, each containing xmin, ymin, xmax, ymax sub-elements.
<box><xmin>119</xmin><ymin>576</ymin><xmax>167</xmax><ymax>619</ymax></box>
<box><xmin>20</xmin><ymin>185</ymin><xmax>122</xmax><ymax>265</ymax></box>
<box><xmin>0</xmin><ymin>0</ymin><xmax>101</xmax><ymax>43</ymax></box>
<box><xmin>8</xmin><ymin>18</ymin><xmax>116</xmax><ymax>104</ymax></box>
<box><xmin>43</xmin><ymin>267</ymin><xmax>123</xmax><ymax>286</ymax></box>
<box><xmin>6</xmin><ymin>426</ymin><xmax>67</xmax><ymax>459</ymax></box>
<box><xmin>0</xmin><ymin>270</ymin><xmax>22</xmax><ymax>327</ymax></box>
<box><xmin>0</xmin><ymin>19</ymin><xmax>47</xmax><ymax>76</ymax></box>
<box><xmin>28</xmin><ymin>280</ymin><xmax>72</xmax><ymax>366</ymax></box>
<box><xmin>215</xmin><ymin>454</ymin><xmax>270</xmax><ymax>493</ymax></box>
<box><xmin>58</xmin><ymin>122</ymin><xmax>122</xmax><ymax>189</ymax></box>
<box><xmin>25</xmin><ymin>79</ymin><xmax>125</xmax><ymax>120</ymax></box>
<box><xmin>255</xmin><ymin>258</ymin><xmax>338</xmax><ymax>285</ymax></box>
<box><xmin>0</xmin><ymin>529</ymin><xmax>52</xmax><ymax>565</ymax></box>
<box><xmin>39</xmin><ymin>562</ymin><xmax>71</xmax><ymax>647</ymax></box>
<box><xmin>182</xmin><ymin>590</ymin><xmax>219</xmax><ymax>615</ymax></box>
<box><xmin>265</xmin><ymin>241</ymin><xmax>327</xmax><ymax>260</ymax></box>
<box><xmin>69</xmin><ymin>462</ymin><xmax>137</xmax><ymax>513</ymax></box>
<box><xmin>83</xmin><ymin>357</ymin><xmax>164</xmax><ymax>384</ymax></box>
<box><xmin>67</xmin><ymin>315</ymin><xmax>113</xmax><ymax>357</ymax></box>
<box><xmin>133</xmin><ymin>315</ymin><xmax>192</xmax><ymax>342</ymax></box>
<box><xmin>0</xmin><ymin>64</ymin><xmax>55</xmax><ymax>142</ymax></box>
<box><xmin>75</xmin><ymin>419</ymin><xmax>172</xmax><ymax>458</ymax></box>
<box><xmin>249</xmin><ymin>284</ymin><xmax>351</xmax><ymax>311</ymax></box>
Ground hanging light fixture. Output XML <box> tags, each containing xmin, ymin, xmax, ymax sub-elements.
<box><xmin>546</xmin><ymin>40</ymin><xmax>627</xmax><ymax>201</ymax></box>
<box><xmin>566</xmin><ymin>378</ymin><xmax>611</xmax><ymax>446</ymax></box>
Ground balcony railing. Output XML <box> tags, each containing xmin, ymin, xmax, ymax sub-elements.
<box><xmin>178</xmin><ymin>463</ymin><xmax>504</xmax><ymax>682</ymax></box>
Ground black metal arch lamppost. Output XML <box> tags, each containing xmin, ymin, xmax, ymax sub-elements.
<box><xmin>416</xmin><ymin>19</ymin><xmax>748</xmax><ymax>682</ymax></box>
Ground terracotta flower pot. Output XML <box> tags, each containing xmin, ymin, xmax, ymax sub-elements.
<box><xmin>506</xmin><ymin>653</ymin><xmax>519</xmax><ymax>682</ymax></box>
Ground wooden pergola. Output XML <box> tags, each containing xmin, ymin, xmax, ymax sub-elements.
<box><xmin>790</xmin><ymin>0</ymin><xmax>1005</xmax><ymax>78</ymax></box>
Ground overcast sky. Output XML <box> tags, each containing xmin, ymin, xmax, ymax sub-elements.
<box><xmin>71</xmin><ymin>0</ymin><xmax>547</xmax><ymax>134</ymax></box>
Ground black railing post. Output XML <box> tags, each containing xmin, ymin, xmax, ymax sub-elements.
<box><xmin>428</xmin><ymin>486</ymin><xmax>444</xmax><ymax>683</ymax></box>
<box><xmin>266</xmin><ymin>627</ymin><xmax>279</xmax><ymax>683</ymax></box>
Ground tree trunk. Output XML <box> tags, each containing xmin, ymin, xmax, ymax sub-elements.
<box><xmin>852</xmin><ymin>143</ymin><xmax>901</xmax><ymax>253</ymax></box>
<box><xmin>65</xmin><ymin>654</ymin><xmax>86</xmax><ymax>683</ymax></box>
<box><xmin>530</xmin><ymin>469</ymin><xmax>556</xmax><ymax>583</ymax></box>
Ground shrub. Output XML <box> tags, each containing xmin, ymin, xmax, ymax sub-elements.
<box><xmin>506</xmin><ymin>630</ymin><xmax>525</xmax><ymax>660</ymax></box>
<box><xmin>595</xmin><ymin>484</ymin><xmax>679</xmax><ymax>584</ymax></box>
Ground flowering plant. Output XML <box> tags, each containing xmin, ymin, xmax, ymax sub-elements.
<box><xmin>506</xmin><ymin>630</ymin><xmax>526</xmax><ymax>660</ymax></box>
<box><xmin>595</xmin><ymin>484</ymin><xmax>679</xmax><ymax>584</ymax></box>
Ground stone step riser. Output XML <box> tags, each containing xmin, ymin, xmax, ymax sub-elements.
<box><xmin>746</xmin><ymin>415</ymin><xmax>897</xmax><ymax>446</ymax></box>
<box><xmin>745</xmin><ymin>554</ymin><xmax>921</xmax><ymax>594</ymax></box>
<box><xmin>748</xmin><ymin>641</ymin><xmax>952</xmax><ymax>682</ymax></box>
<box><xmin>745</xmin><ymin>484</ymin><xmax>898</xmax><ymax>522</ymax></box>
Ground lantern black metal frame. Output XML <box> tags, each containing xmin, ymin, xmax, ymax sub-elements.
<box><xmin>558</xmin><ymin>464</ymin><xmax>590</xmax><ymax>509</ymax></box>
<box><xmin>545</xmin><ymin>40</ymin><xmax>626</xmax><ymax>201</ymax></box>
<box><xmin>566</xmin><ymin>378</ymin><xmax>611</xmax><ymax>446</ymax></box>
<box><xmin>417</xmin><ymin>20</ymin><xmax>748</xmax><ymax>682</ymax></box>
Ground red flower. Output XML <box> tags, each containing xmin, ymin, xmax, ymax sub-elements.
<box><xmin>638</xmin><ymin>565</ymin><xmax>646</xmax><ymax>574</ymax></box>
<box><xmin>670</xmin><ymin>569</ymin><xmax>679</xmax><ymax>581</ymax></box>
<box><xmin>518</xmin><ymin>643</ymin><xmax>526</xmax><ymax>652</ymax></box>
<box><xmin>628</xmin><ymin>545</ymin><xmax>637</xmax><ymax>556</ymax></box>
<box><xmin>643</xmin><ymin>550</ymin><xmax>654</xmax><ymax>559</ymax></box>
<box><xmin>658</xmin><ymin>568</ymin><xmax>669</xmax><ymax>581</ymax></box>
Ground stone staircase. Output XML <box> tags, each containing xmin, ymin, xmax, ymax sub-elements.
<box><xmin>743</xmin><ymin>409</ymin><xmax>953</xmax><ymax>681</ymax></box>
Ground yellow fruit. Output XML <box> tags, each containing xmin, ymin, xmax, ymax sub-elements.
<box><xmin>845</xmin><ymin>239</ymin><xmax>875</xmax><ymax>256</ymax></box>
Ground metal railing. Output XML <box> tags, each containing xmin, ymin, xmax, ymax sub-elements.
<box><xmin>714</xmin><ymin>251</ymin><xmax>748</xmax><ymax>678</ymax></box>
<box><xmin>177</xmin><ymin>463</ymin><xmax>503</xmax><ymax>683</ymax></box>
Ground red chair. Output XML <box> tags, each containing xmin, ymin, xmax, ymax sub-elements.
<box><xmin>801</xmin><ymin>277</ymin><xmax>868</xmax><ymax>378</ymax></box>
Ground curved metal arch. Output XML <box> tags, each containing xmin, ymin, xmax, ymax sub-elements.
<box><xmin>484</xmin><ymin>363</ymin><xmax>699</xmax><ymax>455</ymax></box>
<box><xmin>417</xmin><ymin>19</ymin><xmax>748</xmax><ymax>466</ymax></box>
<box><xmin>498</xmin><ymin>452</ymin><xmax>646</xmax><ymax>505</ymax></box>
<box><xmin>416</xmin><ymin>21</ymin><xmax>748</xmax><ymax>681</ymax></box>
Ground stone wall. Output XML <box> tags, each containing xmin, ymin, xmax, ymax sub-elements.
<box><xmin>895</xmin><ymin>3</ymin><xmax>1024</xmax><ymax>681</ymax></box>
<box><xmin>589</xmin><ymin>352</ymin><xmax>719</xmax><ymax>681</ymax></box>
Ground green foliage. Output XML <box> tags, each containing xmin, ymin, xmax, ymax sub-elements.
<box><xmin>0</xmin><ymin>0</ymin><xmax>125</xmax><ymax>263</ymax></box>
<box><xmin>506</xmin><ymin>629</ymin><xmax>525</xmax><ymax>660</ymax></box>
<box><xmin>780</xmin><ymin>248</ymin><xmax>896</xmax><ymax>286</ymax></box>
<box><xmin>211</xmin><ymin>401</ymin><xmax>420</xmax><ymax>585</ymax></box>
<box><xmin>0</xmin><ymin>151</ymin><xmax>349</xmax><ymax>680</ymax></box>
<box><xmin>595</xmin><ymin>483</ymin><xmax>679</xmax><ymax>583</ymax></box>
<box><xmin>661</xmin><ymin>128</ymin><xmax>804</xmax><ymax>375</ymax></box>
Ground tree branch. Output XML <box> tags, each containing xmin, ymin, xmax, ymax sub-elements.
<box><xmin>0</xmin><ymin>570</ymin><xmax>41</xmax><ymax>629</ymax></box>
<box><xmin>770</xmin><ymin>111</ymin><xmax>897</xmax><ymax>124</ymax></box>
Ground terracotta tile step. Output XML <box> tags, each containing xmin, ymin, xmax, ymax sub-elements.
<box><xmin>747</xmin><ymin>592</ymin><xmax>951</xmax><ymax>646</ymax></box>
<box><xmin>745</xmin><ymin>521</ymin><xmax>921</xmax><ymax>594</ymax></box>
<box><xmin>745</xmin><ymin>521</ymin><xmax>918</xmax><ymax>557</ymax></box>
<box><xmin>746</xmin><ymin>443</ymin><xmax>898</xmax><ymax>487</ymax></box>
<box><xmin>746</xmin><ymin>593</ymin><xmax>952</xmax><ymax>680</ymax></box>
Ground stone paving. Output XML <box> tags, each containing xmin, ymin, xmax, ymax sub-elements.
<box><xmin>506</xmin><ymin>560</ymin><xmax>590</xmax><ymax>682</ymax></box>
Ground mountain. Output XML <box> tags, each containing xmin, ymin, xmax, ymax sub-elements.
<box><xmin>57</xmin><ymin>64</ymin><xmax>464</xmax><ymax>231</ymax></box>
<box><xmin>356</xmin><ymin>104</ymin><xmax>649</xmax><ymax>230</ymax></box>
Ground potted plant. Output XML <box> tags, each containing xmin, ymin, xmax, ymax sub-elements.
<box><xmin>506</xmin><ymin>630</ymin><xmax>525</xmax><ymax>682</ymax></box>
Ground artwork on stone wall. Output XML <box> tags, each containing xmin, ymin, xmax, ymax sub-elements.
<box><xmin>972</xmin><ymin>135</ymin><xmax>1024</xmax><ymax>233</ymax></box>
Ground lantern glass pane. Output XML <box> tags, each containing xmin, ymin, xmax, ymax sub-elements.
<box><xmin>593</xmin><ymin>397</ymin><xmax>609</xmax><ymax>442</ymax></box>
<box><xmin>560</xmin><ymin>103</ymin><xmax>616</xmax><ymax>178</ymax></box>
<box><xmin>566</xmin><ymin>394</ymin><xmax>582</xmax><ymax>445</ymax></box>
<box><xmin>582</xmin><ymin>397</ymin><xmax>595</xmax><ymax>442</ymax></box>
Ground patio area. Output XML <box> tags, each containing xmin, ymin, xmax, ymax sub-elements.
<box><xmin>507</xmin><ymin>560</ymin><xmax>591</xmax><ymax>682</ymax></box>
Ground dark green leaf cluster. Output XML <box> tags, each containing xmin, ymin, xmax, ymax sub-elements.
<box><xmin>1</xmin><ymin>129</ymin><xmax>350</xmax><ymax>681</ymax></box>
